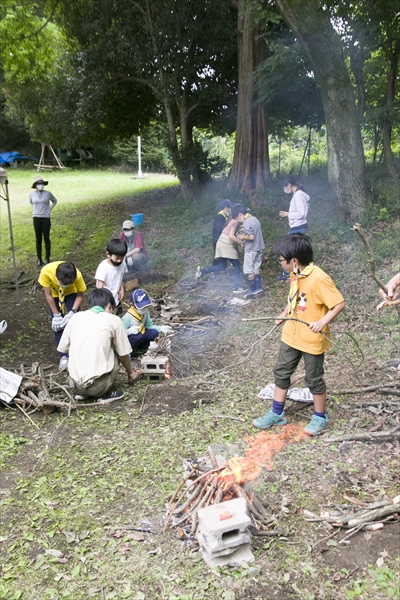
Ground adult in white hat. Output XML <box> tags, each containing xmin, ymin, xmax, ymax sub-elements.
<box><xmin>118</xmin><ymin>219</ymin><xmax>148</xmax><ymax>272</ymax></box>
<box><xmin>29</xmin><ymin>177</ymin><xmax>58</xmax><ymax>266</ymax></box>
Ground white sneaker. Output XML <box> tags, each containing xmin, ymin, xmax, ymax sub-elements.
<box><xmin>233</xmin><ymin>287</ymin><xmax>248</xmax><ymax>294</ymax></box>
<box><xmin>0</xmin><ymin>320</ymin><xmax>7</xmax><ymax>334</ymax></box>
<box><xmin>59</xmin><ymin>356</ymin><xmax>69</xmax><ymax>371</ymax></box>
<box><xmin>195</xmin><ymin>266</ymin><xmax>202</xmax><ymax>283</ymax></box>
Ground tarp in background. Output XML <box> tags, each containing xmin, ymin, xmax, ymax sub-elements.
<box><xmin>0</xmin><ymin>151</ymin><xmax>37</xmax><ymax>165</ymax></box>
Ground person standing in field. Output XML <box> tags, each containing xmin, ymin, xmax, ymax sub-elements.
<box><xmin>277</xmin><ymin>175</ymin><xmax>309</xmax><ymax>281</ymax></box>
<box><xmin>29</xmin><ymin>177</ymin><xmax>57</xmax><ymax>266</ymax></box>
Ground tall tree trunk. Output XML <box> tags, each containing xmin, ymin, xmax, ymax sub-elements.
<box><xmin>381</xmin><ymin>41</ymin><xmax>399</xmax><ymax>179</ymax></box>
<box><xmin>228</xmin><ymin>0</ymin><xmax>271</xmax><ymax>197</ymax></box>
<box><xmin>274</xmin><ymin>0</ymin><xmax>370</xmax><ymax>221</ymax></box>
<box><xmin>164</xmin><ymin>99</ymin><xmax>194</xmax><ymax>200</ymax></box>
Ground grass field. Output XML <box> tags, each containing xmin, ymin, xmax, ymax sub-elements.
<box><xmin>0</xmin><ymin>168</ymin><xmax>177</xmax><ymax>272</ymax></box>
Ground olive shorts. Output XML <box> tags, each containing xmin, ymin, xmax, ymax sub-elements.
<box><xmin>273</xmin><ymin>342</ymin><xmax>326</xmax><ymax>395</ymax></box>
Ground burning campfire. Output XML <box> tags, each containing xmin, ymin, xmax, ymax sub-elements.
<box><xmin>165</xmin><ymin>425</ymin><xmax>308</xmax><ymax>536</ymax></box>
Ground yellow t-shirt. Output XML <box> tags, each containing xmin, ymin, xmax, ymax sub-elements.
<box><xmin>38</xmin><ymin>261</ymin><xmax>86</xmax><ymax>298</ymax></box>
<box><xmin>281</xmin><ymin>266</ymin><xmax>344</xmax><ymax>355</ymax></box>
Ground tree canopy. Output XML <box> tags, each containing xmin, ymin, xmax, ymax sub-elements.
<box><xmin>0</xmin><ymin>0</ymin><xmax>397</xmax><ymax>215</ymax></box>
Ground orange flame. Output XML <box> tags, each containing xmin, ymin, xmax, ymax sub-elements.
<box><xmin>218</xmin><ymin>424</ymin><xmax>308</xmax><ymax>485</ymax></box>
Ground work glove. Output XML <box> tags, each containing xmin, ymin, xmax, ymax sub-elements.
<box><xmin>60</xmin><ymin>310</ymin><xmax>76</xmax><ymax>329</ymax></box>
<box><xmin>158</xmin><ymin>325</ymin><xmax>173</xmax><ymax>335</ymax></box>
<box><xmin>51</xmin><ymin>313</ymin><xmax>64</xmax><ymax>332</ymax></box>
<box><xmin>127</xmin><ymin>325</ymin><xmax>140</xmax><ymax>336</ymax></box>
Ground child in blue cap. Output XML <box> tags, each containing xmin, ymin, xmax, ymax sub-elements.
<box><xmin>121</xmin><ymin>289</ymin><xmax>172</xmax><ymax>353</ymax></box>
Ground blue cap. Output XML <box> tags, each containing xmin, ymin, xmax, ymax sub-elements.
<box><xmin>219</xmin><ymin>200</ymin><xmax>232</xmax><ymax>209</ymax></box>
<box><xmin>130</xmin><ymin>288</ymin><xmax>151</xmax><ymax>308</ymax></box>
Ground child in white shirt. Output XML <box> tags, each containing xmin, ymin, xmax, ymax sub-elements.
<box><xmin>95</xmin><ymin>238</ymin><xmax>128</xmax><ymax>307</ymax></box>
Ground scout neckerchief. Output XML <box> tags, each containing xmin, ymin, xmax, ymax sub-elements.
<box><xmin>127</xmin><ymin>306</ymin><xmax>146</xmax><ymax>334</ymax></box>
<box><xmin>90</xmin><ymin>306</ymin><xmax>105</xmax><ymax>314</ymax></box>
<box><xmin>287</xmin><ymin>263</ymin><xmax>316</xmax><ymax>317</ymax></box>
<box><xmin>58</xmin><ymin>287</ymin><xmax>66</xmax><ymax>315</ymax></box>
<box><xmin>217</xmin><ymin>210</ymin><xmax>229</xmax><ymax>222</ymax></box>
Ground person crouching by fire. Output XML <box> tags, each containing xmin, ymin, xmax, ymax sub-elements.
<box><xmin>121</xmin><ymin>289</ymin><xmax>173</xmax><ymax>354</ymax></box>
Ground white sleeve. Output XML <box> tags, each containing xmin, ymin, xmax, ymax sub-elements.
<box><xmin>95</xmin><ymin>261</ymin><xmax>108</xmax><ymax>283</ymax></box>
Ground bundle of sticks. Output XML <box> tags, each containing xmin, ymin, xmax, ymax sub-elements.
<box><xmin>164</xmin><ymin>447</ymin><xmax>277</xmax><ymax>537</ymax></box>
<box><xmin>9</xmin><ymin>362</ymin><xmax>107</xmax><ymax>414</ymax></box>
<box><xmin>305</xmin><ymin>494</ymin><xmax>400</xmax><ymax>542</ymax></box>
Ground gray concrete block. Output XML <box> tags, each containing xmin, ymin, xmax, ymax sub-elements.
<box><xmin>140</xmin><ymin>355</ymin><xmax>169</xmax><ymax>374</ymax></box>
<box><xmin>199</xmin><ymin>543</ymin><xmax>254</xmax><ymax>569</ymax></box>
<box><xmin>197</xmin><ymin>497</ymin><xmax>251</xmax><ymax>537</ymax></box>
<box><xmin>197</xmin><ymin>522</ymin><xmax>251</xmax><ymax>554</ymax></box>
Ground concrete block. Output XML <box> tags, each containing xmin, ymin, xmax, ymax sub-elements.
<box><xmin>197</xmin><ymin>498</ymin><xmax>251</xmax><ymax>537</ymax></box>
<box><xmin>197</xmin><ymin>523</ymin><xmax>251</xmax><ymax>554</ymax></box>
<box><xmin>199</xmin><ymin>543</ymin><xmax>254</xmax><ymax>569</ymax></box>
<box><xmin>140</xmin><ymin>355</ymin><xmax>169</xmax><ymax>374</ymax></box>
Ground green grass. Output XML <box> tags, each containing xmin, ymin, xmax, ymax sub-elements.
<box><xmin>0</xmin><ymin>168</ymin><xmax>177</xmax><ymax>272</ymax></box>
<box><xmin>1</xmin><ymin>172</ymin><xmax>400</xmax><ymax>600</ymax></box>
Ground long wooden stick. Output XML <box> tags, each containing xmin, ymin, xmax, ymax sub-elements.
<box><xmin>352</xmin><ymin>224</ymin><xmax>388</xmax><ymax>293</ymax></box>
<box><xmin>323</xmin><ymin>429</ymin><xmax>400</xmax><ymax>443</ymax></box>
<box><xmin>352</xmin><ymin>223</ymin><xmax>400</xmax><ymax>316</ymax></box>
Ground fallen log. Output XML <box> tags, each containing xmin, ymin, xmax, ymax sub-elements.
<box><xmin>347</xmin><ymin>503</ymin><xmax>400</xmax><ymax>529</ymax></box>
<box><xmin>323</xmin><ymin>429</ymin><xmax>400</xmax><ymax>443</ymax></box>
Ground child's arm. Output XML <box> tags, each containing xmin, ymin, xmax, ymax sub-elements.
<box><xmin>309</xmin><ymin>301</ymin><xmax>345</xmax><ymax>333</ymax></box>
<box><xmin>118</xmin><ymin>280</ymin><xmax>125</xmax><ymax>302</ymax></box>
<box><xmin>237</xmin><ymin>233</ymin><xmax>254</xmax><ymax>241</ymax></box>
<box><xmin>44</xmin><ymin>287</ymin><xmax>60</xmax><ymax>315</ymax></box>
<box><xmin>276</xmin><ymin>305</ymin><xmax>289</xmax><ymax>325</ymax></box>
<box><xmin>71</xmin><ymin>292</ymin><xmax>84</xmax><ymax>311</ymax></box>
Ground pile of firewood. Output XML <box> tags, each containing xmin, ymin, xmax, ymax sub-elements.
<box><xmin>8</xmin><ymin>362</ymin><xmax>113</xmax><ymax>414</ymax></box>
<box><xmin>164</xmin><ymin>446</ymin><xmax>278</xmax><ymax>537</ymax></box>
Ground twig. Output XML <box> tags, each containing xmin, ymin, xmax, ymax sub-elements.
<box><xmin>352</xmin><ymin>223</ymin><xmax>400</xmax><ymax>316</ymax></box>
<box><xmin>31</xmin><ymin>413</ymin><xmax>71</xmax><ymax>475</ymax></box>
<box><xmin>164</xmin><ymin>467</ymin><xmax>224</xmax><ymax>531</ymax></box>
<box><xmin>312</xmin><ymin>529</ymin><xmax>339</xmax><ymax>550</ymax></box>
<box><xmin>15</xmin><ymin>402</ymin><xmax>40</xmax><ymax>430</ymax></box>
<box><xmin>208</xmin><ymin>446</ymin><xmax>218</xmax><ymax>469</ymax></box>
<box><xmin>332</xmin><ymin>382</ymin><xmax>399</xmax><ymax>394</ymax></box>
<box><xmin>51</xmin><ymin>380</ymin><xmax>73</xmax><ymax>400</ymax></box>
<box><xmin>205</xmin><ymin>410</ymin><xmax>245</xmax><ymax>422</ymax></box>
<box><xmin>323</xmin><ymin>429</ymin><xmax>400</xmax><ymax>443</ymax></box>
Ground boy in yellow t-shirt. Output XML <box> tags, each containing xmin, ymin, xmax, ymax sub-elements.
<box><xmin>38</xmin><ymin>261</ymin><xmax>86</xmax><ymax>370</ymax></box>
<box><xmin>253</xmin><ymin>234</ymin><xmax>345</xmax><ymax>436</ymax></box>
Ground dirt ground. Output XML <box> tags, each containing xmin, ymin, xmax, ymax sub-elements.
<box><xmin>0</xmin><ymin>187</ymin><xmax>399</xmax><ymax>600</ymax></box>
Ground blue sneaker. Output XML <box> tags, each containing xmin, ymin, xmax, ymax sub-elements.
<box><xmin>304</xmin><ymin>414</ymin><xmax>329</xmax><ymax>436</ymax></box>
<box><xmin>253</xmin><ymin>410</ymin><xmax>287</xmax><ymax>429</ymax></box>
<box><xmin>276</xmin><ymin>273</ymin><xmax>289</xmax><ymax>282</ymax></box>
